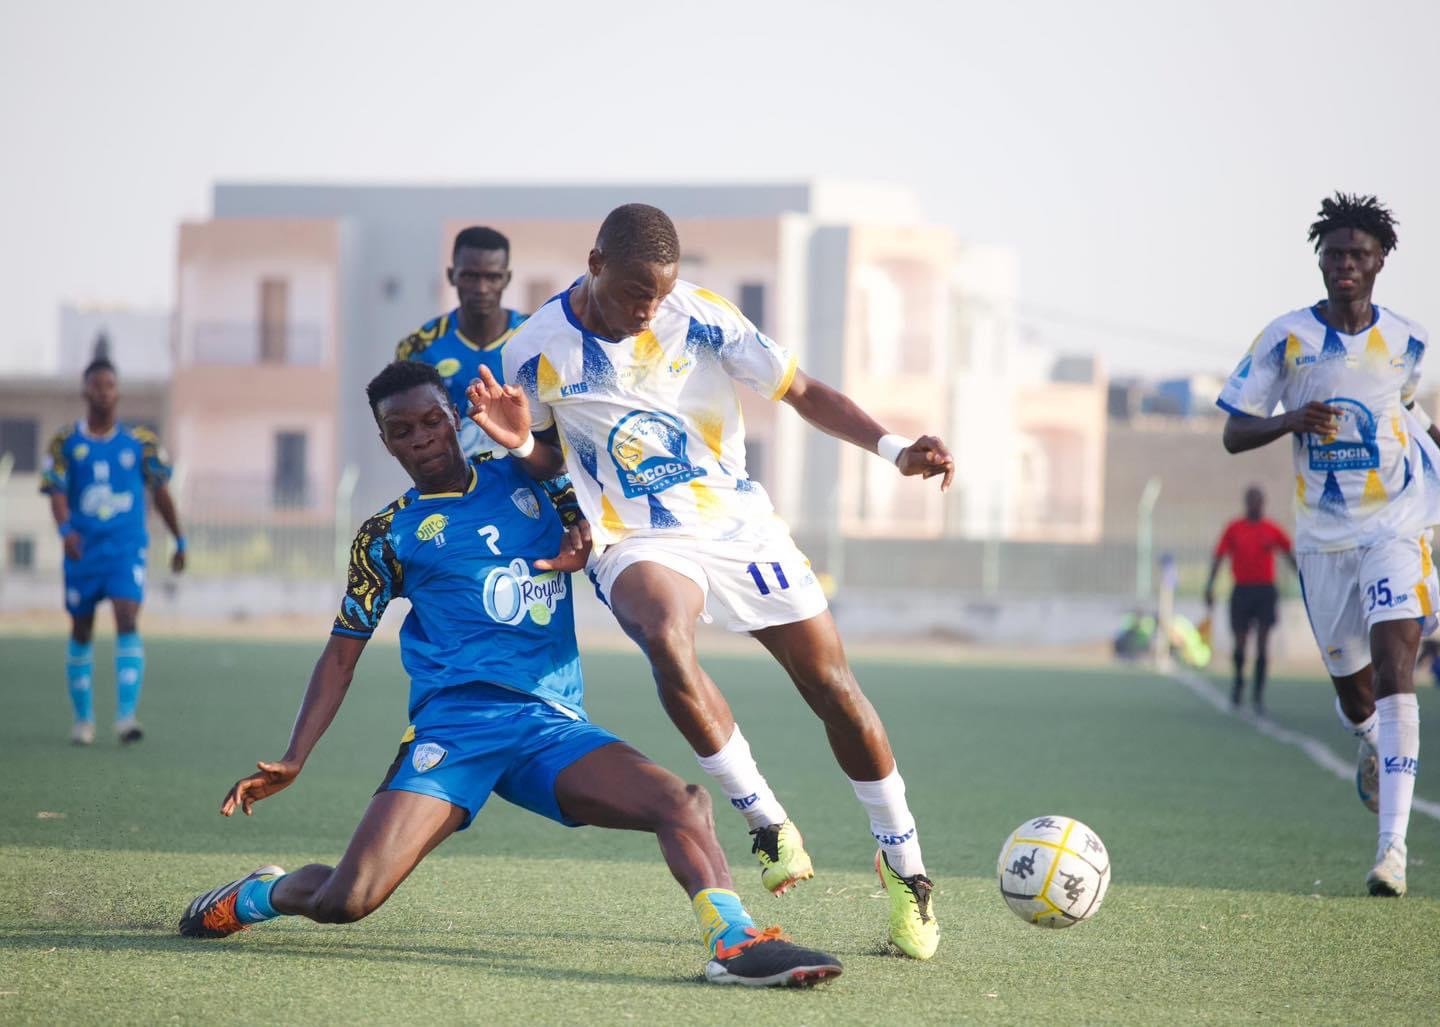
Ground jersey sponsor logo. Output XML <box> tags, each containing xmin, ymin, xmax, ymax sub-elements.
<box><xmin>435</xmin><ymin>357</ymin><xmax>462</xmax><ymax>379</ymax></box>
<box><xmin>1307</xmin><ymin>397</ymin><xmax>1379</xmax><ymax>472</ymax></box>
<box><xmin>411</xmin><ymin>742</ymin><xmax>447</xmax><ymax>773</ymax></box>
<box><xmin>560</xmin><ymin>382</ymin><xmax>590</xmax><ymax>397</ymax></box>
<box><xmin>482</xmin><ymin>558</ymin><xmax>567</xmax><ymax>627</ymax></box>
<box><xmin>607</xmin><ymin>410</ymin><xmax>706</xmax><ymax>498</ymax></box>
<box><xmin>415</xmin><ymin>513</ymin><xmax>449</xmax><ymax>541</ymax></box>
<box><xmin>78</xmin><ymin>483</ymin><xmax>134</xmax><ymax>521</ymax></box>
<box><xmin>668</xmin><ymin>354</ymin><xmax>694</xmax><ymax>377</ymax></box>
<box><xmin>511</xmin><ymin>487</ymin><xmax>541</xmax><ymax>519</ymax></box>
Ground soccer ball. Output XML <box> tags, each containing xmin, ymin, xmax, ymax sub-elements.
<box><xmin>997</xmin><ymin>815</ymin><xmax>1110</xmax><ymax>928</ymax></box>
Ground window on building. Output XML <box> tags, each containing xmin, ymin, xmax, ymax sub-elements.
<box><xmin>525</xmin><ymin>279</ymin><xmax>556</xmax><ymax>313</ymax></box>
<box><xmin>259</xmin><ymin>278</ymin><xmax>289</xmax><ymax>364</ymax></box>
<box><xmin>273</xmin><ymin>431</ymin><xmax>308</xmax><ymax>508</ymax></box>
<box><xmin>739</xmin><ymin>282</ymin><xmax>767</xmax><ymax>333</ymax></box>
<box><xmin>0</xmin><ymin>417</ymin><xmax>39</xmax><ymax>473</ymax></box>
<box><xmin>9</xmin><ymin>536</ymin><xmax>35</xmax><ymax>570</ymax></box>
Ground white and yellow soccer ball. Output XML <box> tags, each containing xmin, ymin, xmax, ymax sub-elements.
<box><xmin>997</xmin><ymin>815</ymin><xmax>1110</xmax><ymax>928</ymax></box>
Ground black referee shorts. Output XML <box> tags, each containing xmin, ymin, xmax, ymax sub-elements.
<box><xmin>1229</xmin><ymin>583</ymin><xmax>1278</xmax><ymax>633</ymax></box>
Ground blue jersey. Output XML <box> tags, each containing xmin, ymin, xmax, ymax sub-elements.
<box><xmin>40</xmin><ymin>421</ymin><xmax>172</xmax><ymax>559</ymax></box>
<box><xmin>332</xmin><ymin>457</ymin><xmax>583</xmax><ymax>722</ymax></box>
<box><xmin>396</xmin><ymin>308</ymin><xmax>528</xmax><ymax>416</ymax></box>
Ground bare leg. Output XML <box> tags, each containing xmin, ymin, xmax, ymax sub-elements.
<box><xmin>554</xmin><ymin>741</ymin><xmax>732</xmax><ymax>895</ymax></box>
<box><xmin>608</xmin><ymin>563</ymin><xmax>736</xmax><ymax>756</ymax></box>
<box><xmin>271</xmin><ymin>790</ymin><xmax>465</xmax><ymax>923</ymax></box>
<box><xmin>751</xmin><ymin>612</ymin><xmax>894</xmax><ymax>781</ymax></box>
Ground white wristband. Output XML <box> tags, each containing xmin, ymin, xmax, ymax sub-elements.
<box><xmin>1413</xmin><ymin>405</ymin><xmax>1433</xmax><ymax>431</ymax></box>
<box><xmin>877</xmin><ymin>433</ymin><xmax>914</xmax><ymax>467</ymax></box>
<box><xmin>508</xmin><ymin>432</ymin><xmax>536</xmax><ymax>459</ymax></box>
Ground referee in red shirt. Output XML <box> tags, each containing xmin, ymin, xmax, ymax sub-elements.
<box><xmin>1204</xmin><ymin>486</ymin><xmax>1296</xmax><ymax>714</ymax></box>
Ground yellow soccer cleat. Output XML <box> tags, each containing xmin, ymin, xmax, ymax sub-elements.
<box><xmin>750</xmin><ymin>820</ymin><xmax>815</xmax><ymax>895</ymax></box>
<box><xmin>875</xmin><ymin>850</ymin><xmax>939</xmax><ymax>959</ymax></box>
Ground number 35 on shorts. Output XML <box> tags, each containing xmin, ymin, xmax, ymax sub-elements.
<box><xmin>1364</xmin><ymin>576</ymin><xmax>1398</xmax><ymax>612</ymax></box>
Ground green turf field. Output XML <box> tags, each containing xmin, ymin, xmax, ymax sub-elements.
<box><xmin>2</xmin><ymin>635</ymin><xmax>1438</xmax><ymax>1024</ymax></box>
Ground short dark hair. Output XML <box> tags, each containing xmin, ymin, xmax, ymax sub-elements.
<box><xmin>367</xmin><ymin>360</ymin><xmax>448</xmax><ymax>421</ymax></box>
<box><xmin>1307</xmin><ymin>192</ymin><xmax>1399</xmax><ymax>255</ymax></box>
<box><xmin>595</xmin><ymin>203</ymin><xmax>680</xmax><ymax>266</ymax></box>
<box><xmin>453</xmin><ymin>226</ymin><xmax>510</xmax><ymax>261</ymax></box>
<box><xmin>83</xmin><ymin>357</ymin><xmax>116</xmax><ymax>381</ymax></box>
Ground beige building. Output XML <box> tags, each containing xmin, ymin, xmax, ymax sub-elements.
<box><xmin>160</xmin><ymin>182</ymin><xmax>1108</xmax><ymax>587</ymax></box>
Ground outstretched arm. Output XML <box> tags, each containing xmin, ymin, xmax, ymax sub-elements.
<box><xmin>1223</xmin><ymin>402</ymin><xmax>1341</xmax><ymax>454</ymax></box>
<box><xmin>781</xmin><ymin>370</ymin><xmax>955</xmax><ymax>491</ymax></box>
<box><xmin>220</xmin><ymin>634</ymin><xmax>367</xmax><ymax>816</ymax></box>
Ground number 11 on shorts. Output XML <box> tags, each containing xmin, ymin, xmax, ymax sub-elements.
<box><xmin>746</xmin><ymin>561</ymin><xmax>790</xmax><ymax>596</ymax></box>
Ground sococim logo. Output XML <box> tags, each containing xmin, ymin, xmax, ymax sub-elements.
<box><xmin>482</xmin><ymin>558</ymin><xmax>567</xmax><ymax>626</ymax></box>
<box><xmin>415</xmin><ymin>513</ymin><xmax>449</xmax><ymax>541</ymax></box>
<box><xmin>435</xmin><ymin>357</ymin><xmax>462</xmax><ymax>378</ymax></box>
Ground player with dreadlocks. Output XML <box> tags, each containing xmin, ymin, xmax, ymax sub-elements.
<box><xmin>1217</xmin><ymin>192</ymin><xmax>1438</xmax><ymax>896</ymax></box>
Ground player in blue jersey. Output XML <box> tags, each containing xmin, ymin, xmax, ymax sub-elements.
<box><xmin>396</xmin><ymin>226</ymin><xmax>528</xmax><ymax>460</ymax></box>
<box><xmin>40</xmin><ymin>357</ymin><xmax>186</xmax><ymax>746</ymax></box>
<box><xmin>178</xmin><ymin>361</ymin><xmax>841</xmax><ymax>988</ymax></box>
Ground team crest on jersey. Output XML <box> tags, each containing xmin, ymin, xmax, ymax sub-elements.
<box><xmin>1307</xmin><ymin>397</ymin><xmax>1379</xmax><ymax>472</ymax></box>
<box><xmin>118</xmin><ymin>448</ymin><xmax>136</xmax><ymax>469</ymax></box>
<box><xmin>511</xmin><ymin>488</ymin><xmax>541</xmax><ymax>519</ymax></box>
<box><xmin>668</xmin><ymin>354</ymin><xmax>694</xmax><ymax>377</ymax></box>
<box><xmin>435</xmin><ymin>357</ymin><xmax>462</xmax><ymax>379</ymax></box>
<box><xmin>482</xmin><ymin>558</ymin><xmax>568</xmax><ymax>627</ymax></box>
<box><xmin>415</xmin><ymin>513</ymin><xmax>449</xmax><ymax>541</ymax></box>
<box><xmin>607</xmin><ymin>410</ymin><xmax>706</xmax><ymax>498</ymax></box>
<box><xmin>73</xmin><ymin>443</ymin><xmax>89</xmax><ymax>460</ymax></box>
<box><xmin>411</xmin><ymin>742</ymin><xmax>447</xmax><ymax>773</ymax></box>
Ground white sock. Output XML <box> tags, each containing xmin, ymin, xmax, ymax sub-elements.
<box><xmin>851</xmin><ymin>767</ymin><xmax>926</xmax><ymax>878</ymax></box>
<box><xmin>1335</xmin><ymin>696</ymin><xmax>1379</xmax><ymax>749</ymax></box>
<box><xmin>694</xmin><ymin>725</ymin><xmax>788</xmax><ymax>830</ymax></box>
<box><xmin>1376</xmin><ymin>694</ymin><xmax>1420</xmax><ymax>850</ymax></box>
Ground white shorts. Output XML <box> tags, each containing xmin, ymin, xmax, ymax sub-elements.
<box><xmin>589</xmin><ymin>524</ymin><xmax>829</xmax><ymax>633</ymax></box>
<box><xmin>1297</xmin><ymin>532</ymin><xmax>1439</xmax><ymax>678</ymax></box>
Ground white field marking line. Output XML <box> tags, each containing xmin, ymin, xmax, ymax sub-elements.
<box><xmin>1169</xmin><ymin>668</ymin><xmax>1440</xmax><ymax>824</ymax></box>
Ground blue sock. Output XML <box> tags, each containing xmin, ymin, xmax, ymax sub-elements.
<box><xmin>234</xmin><ymin>874</ymin><xmax>285</xmax><ymax>925</ymax></box>
<box><xmin>692</xmin><ymin>888</ymin><xmax>757</xmax><ymax>955</ymax></box>
<box><xmin>115</xmin><ymin>632</ymin><xmax>144</xmax><ymax>721</ymax></box>
<box><xmin>65</xmin><ymin>639</ymin><xmax>94</xmax><ymax>724</ymax></box>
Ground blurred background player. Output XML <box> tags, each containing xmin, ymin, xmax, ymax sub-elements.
<box><xmin>395</xmin><ymin>226</ymin><xmax>526</xmax><ymax>460</ymax></box>
<box><xmin>179</xmin><ymin>362</ymin><xmax>841</xmax><ymax>988</ymax></box>
<box><xmin>1216</xmin><ymin>193</ymin><xmax>1432</xmax><ymax>896</ymax></box>
<box><xmin>480</xmin><ymin>203</ymin><xmax>954</xmax><ymax>959</ymax></box>
<box><xmin>1204</xmin><ymin>486</ymin><xmax>1295</xmax><ymax>714</ymax></box>
<box><xmin>40</xmin><ymin>356</ymin><xmax>186</xmax><ymax>745</ymax></box>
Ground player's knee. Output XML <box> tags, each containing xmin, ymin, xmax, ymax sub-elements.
<box><xmin>632</xmin><ymin>614</ymin><xmax>695</xmax><ymax>665</ymax></box>
<box><xmin>658</xmin><ymin>781</ymin><xmax>714</xmax><ymax>832</ymax></box>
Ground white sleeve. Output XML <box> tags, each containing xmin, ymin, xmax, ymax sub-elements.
<box><xmin>504</xmin><ymin>345</ymin><xmax>556</xmax><ymax>432</ymax></box>
<box><xmin>1217</xmin><ymin>324</ymin><xmax>1289</xmax><ymax>418</ymax></box>
<box><xmin>712</xmin><ymin>303</ymin><xmax>798</xmax><ymax>401</ymax></box>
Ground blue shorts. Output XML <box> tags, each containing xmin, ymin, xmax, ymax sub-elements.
<box><xmin>376</xmin><ymin>683</ymin><xmax>622</xmax><ymax>830</ymax></box>
<box><xmin>63</xmin><ymin>548</ymin><xmax>146</xmax><ymax>616</ymax></box>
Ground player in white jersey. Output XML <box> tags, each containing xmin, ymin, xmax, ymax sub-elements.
<box><xmin>473</xmin><ymin>204</ymin><xmax>953</xmax><ymax>959</ymax></box>
<box><xmin>1217</xmin><ymin>193</ymin><xmax>1438</xmax><ymax>896</ymax></box>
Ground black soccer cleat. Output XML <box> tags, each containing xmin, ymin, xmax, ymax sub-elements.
<box><xmin>179</xmin><ymin>865</ymin><xmax>285</xmax><ymax>939</ymax></box>
<box><xmin>704</xmin><ymin>926</ymin><xmax>842</xmax><ymax>987</ymax></box>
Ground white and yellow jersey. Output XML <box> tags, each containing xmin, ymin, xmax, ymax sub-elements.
<box><xmin>1217</xmin><ymin>303</ymin><xmax>1438</xmax><ymax>553</ymax></box>
<box><xmin>503</xmin><ymin>280</ymin><xmax>797</xmax><ymax>547</ymax></box>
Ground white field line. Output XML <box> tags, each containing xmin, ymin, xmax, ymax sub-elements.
<box><xmin>1169</xmin><ymin>668</ymin><xmax>1440</xmax><ymax>824</ymax></box>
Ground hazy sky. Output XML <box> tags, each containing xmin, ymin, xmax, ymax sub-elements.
<box><xmin>2</xmin><ymin>0</ymin><xmax>1436</xmax><ymax>377</ymax></box>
